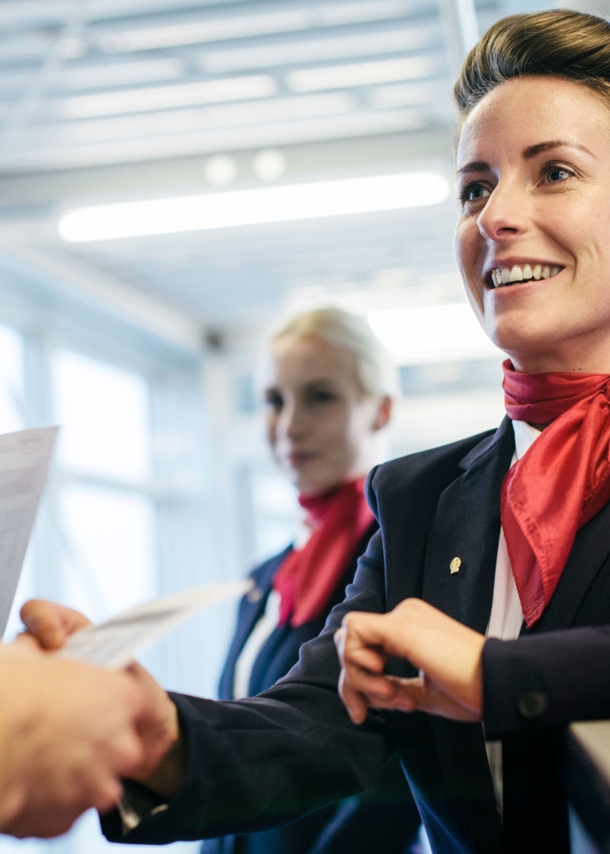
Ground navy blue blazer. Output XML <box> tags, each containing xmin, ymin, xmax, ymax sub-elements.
<box><xmin>105</xmin><ymin>418</ymin><xmax>610</xmax><ymax>854</ymax></box>
<box><xmin>201</xmin><ymin>532</ymin><xmax>420</xmax><ymax>854</ymax></box>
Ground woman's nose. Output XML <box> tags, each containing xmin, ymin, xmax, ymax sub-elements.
<box><xmin>477</xmin><ymin>182</ymin><xmax>529</xmax><ymax>242</ymax></box>
<box><xmin>278</xmin><ymin>401</ymin><xmax>305</xmax><ymax>439</ymax></box>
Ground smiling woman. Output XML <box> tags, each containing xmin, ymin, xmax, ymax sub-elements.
<box><xmin>455</xmin><ymin>75</ymin><xmax>610</xmax><ymax>372</ymax></box>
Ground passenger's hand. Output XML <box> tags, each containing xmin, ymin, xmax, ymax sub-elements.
<box><xmin>20</xmin><ymin>598</ymin><xmax>90</xmax><ymax>650</ymax></box>
<box><xmin>0</xmin><ymin>644</ymin><xmax>147</xmax><ymax>838</ymax></box>
<box><xmin>19</xmin><ymin>598</ymin><xmax>187</xmax><ymax>800</ymax></box>
<box><xmin>335</xmin><ymin>599</ymin><xmax>485</xmax><ymax>724</ymax></box>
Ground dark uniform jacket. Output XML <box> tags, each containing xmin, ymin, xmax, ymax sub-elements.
<box><xmin>201</xmin><ymin>532</ymin><xmax>420</xmax><ymax>854</ymax></box>
<box><xmin>105</xmin><ymin>418</ymin><xmax>610</xmax><ymax>853</ymax></box>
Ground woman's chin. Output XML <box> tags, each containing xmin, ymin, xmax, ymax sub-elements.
<box><xmin>292</xmin><ymin>472</ymin><xmax>345</xmax><ymax>497</ymax></box>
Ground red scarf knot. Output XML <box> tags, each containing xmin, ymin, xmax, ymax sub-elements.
<box><xmin>501</xmin><ymin>360</ymin><xmax>610</xmax><ymax>627</ymax></box>
<box><xmin>273</xmin><ymin>479</ymin><xmax>373</xmax><ymax>627</ymax></box>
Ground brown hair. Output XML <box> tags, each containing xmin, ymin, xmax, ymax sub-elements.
<box><xmin>454</xmin><ymin>9</ymin><xmax>610</xmax><ymax>120</ymax></box>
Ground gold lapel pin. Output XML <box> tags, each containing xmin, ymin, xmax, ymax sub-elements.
<box><xmin>450</xmin><ymin>557</ymin><xmax>462</xmax><ymax>575</ymax></box>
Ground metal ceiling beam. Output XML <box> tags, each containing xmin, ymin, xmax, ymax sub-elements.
<box><xmin>0</xmin><ymin>0</ymin><xmax>245</xmax><ymax>29</ymax></box>
<box><xmin>0</xmin><ymin>0</ymin><xmax>87</xmax><ymax>159</ymax></box>
<box><xmin>436</xmin><ymin>0</ymin><xmax>478</xmax><ymax>77</ymax></box>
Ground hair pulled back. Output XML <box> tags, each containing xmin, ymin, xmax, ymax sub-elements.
<box><xmin>454</xmin><ymin>9</ymin><xmax>610</xmax><ymax>119</ymax></box>
<box><xmin>271</xmin><ymin>306</ymin><xmax>397</xmax><ymax>399</ymax></box>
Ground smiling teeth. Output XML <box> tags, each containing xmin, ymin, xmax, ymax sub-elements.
<box><xmin>491</xmin><ymin>264</ymin><xmax>561</xmax><ymax>287</ymax></box>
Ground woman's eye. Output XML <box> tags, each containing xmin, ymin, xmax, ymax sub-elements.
<box><xmin>460</xmin><ymin>182</ymin><xmax>491</xmax><ymax>204</ymax></box>
<box><xmin>308</xmin><ymin>389</ymin><xmax>336</xmax><ymax>405</ymax></box>
<box><xmin>265</xmin><ymin>392</ymin><xmax>283</xmax><ymax>410</ymax></box>
<box><xmin>543</xmin><ymin>165</ymin><xmax>573</xmax><ymax>184</ymax></box>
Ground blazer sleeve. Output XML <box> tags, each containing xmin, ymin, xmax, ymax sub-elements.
<box><xmin>483</xmin><ymin>626</ymin><xmax>610</xmax><ymax>738</ymax></box>
<box><xmin>103</xmin><ymin>530</ymin><xmax>395</xmax><ymax>845</ymax></box>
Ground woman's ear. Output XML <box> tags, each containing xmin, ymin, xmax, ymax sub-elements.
<box><xmin>372</xmin><ymin>395</ymin><xmax>393</xmax><ymax>431</ymax></box>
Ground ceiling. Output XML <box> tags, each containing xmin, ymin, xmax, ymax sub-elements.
<box><xmin>0</xmin><ymin>0</ymin><xmax>555</xmax><ymax>344</ymax></box>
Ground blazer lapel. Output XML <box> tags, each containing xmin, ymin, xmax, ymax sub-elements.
<box><xmin>422</xmin><ymin>416</ymin><xmax>515</xmax><ymax>633</ymax></box>
<box><xmin>218</xmin><ymin>549</ymin><xmax>290</xmax><ymax>700</ymax></box>
<box><xmin>422</xmin><ymin>418</ymin><xmax>514</xmax><ymax>854</ymax></box>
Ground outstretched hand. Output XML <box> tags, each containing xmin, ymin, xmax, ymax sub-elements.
<box><xmin>334</xmin><ymin>598</ymin><xmax>485</xmax><ymax>724</ymax></box>
<box><xmin>19</xmin><ymin>598</ymin><xmax>186</xmax><ymax>800</ymax></box>
<box><xmin>0</xmin><ymin>642</ymin><xmax>147</xmax><ymax>838</ymax></box>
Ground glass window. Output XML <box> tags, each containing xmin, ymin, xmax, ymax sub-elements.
<box><xmin>0</xmin><ymin>315</ymin><xmax>203</xmax><ymax>854</ymax></box>
<box><xmin>58</xmin><ymin>485</ymin><xmax>155</xmax><ymax>621</ymax></box>
<box><xmin>54</xmin><ymin>351</ymin><xmax>150</xmax><ymax>482</ymax></box>
<box><xmin>0</xmin><ymin>325</ymin><xmax>23</xmax><ymax>434</ymax></box>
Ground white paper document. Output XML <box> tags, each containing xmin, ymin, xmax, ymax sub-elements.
<box><xmin>59</xmin><ymin>580</ymin><xmax>251</xmax><ymax>669</ymax></box>
<box><xmin>0</xmin><ymin>426</ymin><xmax>58</xmax><ymax>638</ymax></box>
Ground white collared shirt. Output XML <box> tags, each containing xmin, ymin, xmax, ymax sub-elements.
<box><xmin>485</xmin><ymin>418</ymin><xmax>542</xmax><ymax>815</ymax></box>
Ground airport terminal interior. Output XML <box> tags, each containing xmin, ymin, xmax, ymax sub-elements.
<box><xmin>0</xmin><ymin>0</ymin><xmax>602</xmax><ymax>850</ymax></box>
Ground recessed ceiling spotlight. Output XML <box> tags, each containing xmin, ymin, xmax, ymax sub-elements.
<box><xmin>204</xmin><ymin>154</ymin><xmax>237</xmax><ymax>187</ymax></box>
<box><xmin>253</xmin><ymin>149</ymin><xmax>287</xmax><ymax>182</ymax></box>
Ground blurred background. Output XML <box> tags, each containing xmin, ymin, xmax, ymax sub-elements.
<box><xmin>0</xmin><ymin>0</ymin><xmax>599</xmax><ymax>850</ymax></box>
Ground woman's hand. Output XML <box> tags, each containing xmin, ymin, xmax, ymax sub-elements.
<box><xmin>122</xmin><ymin>661</ymin><xmax>186</xmax><ymax>797</ymax></box>
<box><xmin>334</xmin><ymin>598</ymin><xmax>485</xmax><ymax>724</ymax></box>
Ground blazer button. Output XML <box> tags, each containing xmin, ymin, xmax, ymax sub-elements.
<box><xmin>517</xmin><ymin>691</ymin><xmax>548</xmax><ymax>720</ymax></box>
<box><xmin>247</xmin><ymin>586</ymin><xmax>264</xmax><ymax>603</ymax></box>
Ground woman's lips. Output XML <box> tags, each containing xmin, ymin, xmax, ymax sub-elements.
<box><xmin>286</xmin><ymin>452</ymin><xmax>318</xmax><ymax>468</ymax></box>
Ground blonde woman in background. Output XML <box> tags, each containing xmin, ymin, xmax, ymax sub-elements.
<box><xmin>201</xmin><ymin>306</ymin><xmax>421</xmax><ymax>854</ymax></box>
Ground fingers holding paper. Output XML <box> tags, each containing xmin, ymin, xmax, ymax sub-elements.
<box><xmin>19</xmin><ymin>598</ymin><xmax>91</xmax><ymax>650</ymax></box>
<box><xmin>335</xmin><ymin>598</ymin><xmax>485</xmax><ymax>724</ymax></box>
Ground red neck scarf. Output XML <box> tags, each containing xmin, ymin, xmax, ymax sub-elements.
<box><xmin>501</xmin><ymin>359</ymin><xmax>610</xmax><ymax>627</ymax></box>
<box><xmin>272</xmin><ymin>479</ymin><xmax>373</xmax><ymax>627</ymax></box>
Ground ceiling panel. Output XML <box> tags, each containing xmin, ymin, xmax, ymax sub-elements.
<box><xmin>0</xmin><ymin>0</ymin><xmax>550</xmax><ymax>338</ymax></box>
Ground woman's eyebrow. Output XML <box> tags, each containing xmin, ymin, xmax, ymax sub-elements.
<box><xmin>456</xmin><ymin>160</ymin><xmax>488</xmax><ymax>176</ymax></box>
<box><xmin>456</xmin><ymin>140</ymin><xmax>595</xmax><ymax>176</ymax></box>
<box><xmin>304</xmin><ymin>378</ymin><xmax>334</xmax><ymax>389</ymax></box>
<box><xmin>523</xmin><ymin>139</ymin><xmax>594</xmax><ymax>158</ymax></box>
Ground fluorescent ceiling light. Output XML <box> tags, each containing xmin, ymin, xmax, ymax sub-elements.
<box><xmin>40</xmin><ymin>93</ymin><xmax>355</xmax><ymax>147</ymax></box>
<box><xmin>0</xmin><ymin>0</ymin><xmax>238</xmax><ymax>27</ymax></box>
<box><xmin>58</xmin><ymin>171</ymin><xmax>450</xmax><ymax>242</ymax></box>
<box><xmin>58</xmin><ymin>76</ymin><xmax>277</xmax><ymax>119</ymax></box>
<box><xmin>96</xmin><ymin>1</ymin><xmax>414</xmax><ymax>53</ymax></box>
<box><xmin>319</xmin><ymin>0</ymin><xmax>412</xmax><ymax>26</ymax></box>
<box><xmin>368</xmin><ymin>81</ymin><xmax>443</xmax><ymax>109</ymax></box>
<box><xmin>288</xmin><ymin>57</ymin><xmax>437</xmax><ymax>92</ymax></box>
<box><xmin>201</xmin><ymin>26</ymin><xmax>437</xmax><ymax>74</ymax></box>
<box><xmin>99</xmin><ymin>9</ymin><xmax>310</xmax><ymax>52</ymax></box>
<box><xmin>56</xmin><ymin>58</ymin><xmax>185</xmax><ymax>92</ymax></box>
<box><xmin>9</xmin><ymin>108</ymin><xmax>416</xmax><ymax>170</ymax></box>
<box><xmin>368</xmin><ymin>304</ymin><xmax>499</xmax><ymax>365</ymax></box>
<box><xmin>89</xmin><ymin>0</ymin><xmax>247</xmax><ymax>22</ymax></box>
